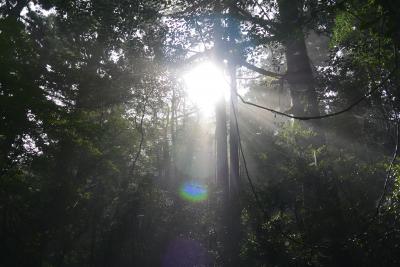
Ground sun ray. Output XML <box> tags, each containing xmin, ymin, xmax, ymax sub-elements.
<box><xmin>183</xmin><ymin>61</ymin><xmax>230</xmax><ymax>117</ymax></box>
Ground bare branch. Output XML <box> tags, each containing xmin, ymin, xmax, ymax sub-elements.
<box><xmin>240</xmin><ymin>61</ymin><xmax>283</xmax><ymax>79</ymax></box>
<box><xmin>181</xmin><ymin>48</ymin><xmax>213</xmax><ymax>65</ymax></box>
<box><xmin>231</xmin><ymin>5</ymin><xmax>278</xmax><ymax>34</ymax></box>
<box><xmin>236</xmin><ymin>68</ymin><xmax>395</xmax><ymax>120</ymax></box>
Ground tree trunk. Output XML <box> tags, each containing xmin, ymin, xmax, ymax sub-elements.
<box><xmin>278</xmin><ymin>0</ymin><xmax>325</xmax><ymax>146</ymax></box>
<box><xmin>228</xmin><ymin>62</ymin><xmax>241</xmax><ymax>266</ymax></box>
<box><xmin>214</xmin><ymin>3</ymin><xmax>241</xmax><ymax>264</ymax></box>
<box><xmin>162</xmin><ymin>106</ymin><xmax>170</xmax><ymax>182</ymax></box>
<box><xmin>170</xmin><ymin>88</ymin><xmax>177</xmax><ymax>183</ymax></box>
<box><xmin>215</xmin><ymin>98</ymin><xmax>229</xmax><ymax>200</ymax></box>
<box><xmin>278</xmin><ymin>0</ymin><xmax>319</xmax><ymax>117</ymax></box>
<box><xmin>229</xmin><ymin>61</ymin><xmax>240</xmax><ymax>197</ymax></box>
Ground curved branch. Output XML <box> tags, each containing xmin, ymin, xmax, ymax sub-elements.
<box><xmin>240</xmin><ymin>61</ymin><xmax>284</xmax><ymax>79</ymax></box>
<box><xmin>236</xmin><ymin>68</ymin><xmax>395</xmax><ymax>120</ymax></box>
<box><xmin>231</xmin><ymin>5</ymin><xmax>278</xmax><ymax>34</ymax></box>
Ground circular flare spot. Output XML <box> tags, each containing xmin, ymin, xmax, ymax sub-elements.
<box><xmin>179</xmin><ymin>181</ymin><xmax>208</xmax><ymax>202</ymax></box>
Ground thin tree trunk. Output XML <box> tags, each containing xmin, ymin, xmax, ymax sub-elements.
<box><xmin>216</xmin><ymin>98</ymin><xmax>229</xmax><ymax>199</ymax></box>
<box><xmin>213</xmin><ymin>1</ymin><xmax>229</xmax><ymax>205</ymax></box>
<box><xmin>162</xmin><ymin>106</ymin><xmax>170</xmax><ymax>181</ymax></box>
<box><xmin>229</xmin><ymin>64</ymin><xmax>240</xmax><ymax>196</ymax></box>
<box><xmin>228</xmin><ymin>62</ymin><xmax>241</xmax><ymax>266</ymax></box>
<box><xmin>213</xmin><ymin>2</ymin><xmax>239</xmax><ymax>264</ymax></box>
<box><xmin>170</xmin><ymin>88</ymin><xmax>177</xmax><ymax>182</ymax></box>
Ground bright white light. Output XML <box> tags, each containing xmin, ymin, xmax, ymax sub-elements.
<box><xmin>183</xmin><ymin>62</ymin><xmax>229</xmax><ymax>116</ymax></box>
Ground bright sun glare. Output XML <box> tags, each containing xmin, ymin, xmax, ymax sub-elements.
<box><xmin>183</xmin><ymin>61</ymin><xmax>230</xmax><ymax>116</ymax></box>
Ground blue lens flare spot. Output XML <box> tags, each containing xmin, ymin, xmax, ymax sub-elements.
<box><xmin>179</xmin><ymin>181</ymin><xmax>208</xmax><ymax>202</ymax></box>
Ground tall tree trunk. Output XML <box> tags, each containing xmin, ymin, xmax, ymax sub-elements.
<box><xmin>278</xmin><ymin>0</ymin><xmax>319</xmax><ymax>117</ymax></box>
<box><xmin>213</xmin><ymin>4</ymin><xmax>230</xmax><ymax>263</ymax></box>
<box><xmin>214</xmin><ymin>4</ymin><xmax>243</xmax><ymax>264</ymax></box>
<box><xmin>215</xmin><ymin>91</ymin><xmax>230</xmax><ymax>264</ymax></box>
<box><xmin>228</xmin><ymin>13</ymin><xmax>240</xmax><ymax>199</ymax></box>
<box><xmin>229</xmin><ymin>64</ymin><xmax>239</xmax><ymax>195</ymax></box>
<box><xmin>215</xmin><ymin>97</ymin><xmax>229</xmax><ymax>200</ymax></box>
<box><xmin>228</xmin><ymin>62</ymin><xmax>241</xmax><ymax>266</ymax></box>
<box><xmin>278</xmin><ymin>0</ymin><xmax>325</xmax><ymax>146</ymax></box>
<box><xmin>170</xmin><ymin>87</ymin><xmax>177</xmax><ymax>183</ymax></box>
<box><xmin>162</xmin><ymin>106</ymin><xmax>170</xmax><ymax>184</ymax></box>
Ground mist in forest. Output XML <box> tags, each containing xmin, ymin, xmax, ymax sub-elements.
<box><xmin>1</xmin><ymin>1</ymin><xmax>400</xmax><ymax>266</ymax></box>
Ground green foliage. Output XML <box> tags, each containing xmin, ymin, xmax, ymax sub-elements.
<box><xmin>239</xmin><ymin>121</ymin><xmax>400</xmax><ymax>266</ymax></box>
<box><xmin>1</xmin><ymin>0</ymin><xmax>400</xmax><ymax>266</ymax></box>
<box><xmin>331</xmin><ymin>12</ymin><xmax>357</xmax><ymax>46</ymax></box>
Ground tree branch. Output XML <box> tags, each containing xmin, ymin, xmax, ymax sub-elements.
<box><xmin>236</xmin><ymin>68</ymin><xmax>395</xmax><ymax>120</ymax></box>
<box><xmin>230</xmin><ymin>5</ymin><xmax>278</xmax><ymax>34</ymax></box>
<box><xmin>240</xmin><ymin>61</ymin><xmax>283</xmax><ymax>79</ymax></box>
<box><xmin>181</xmin><ymin>48</ymin><xmax>213</xmax><ymax>65</ymax></box>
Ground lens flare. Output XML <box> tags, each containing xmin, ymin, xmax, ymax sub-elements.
<box><xmin>183</xmin><ymin>61</ymin><xmax>229</xmax><ymax>117</ymax></box>
<box><xmin>162</xmin><ymin>238</ymin><xmax>211</xmax><ymax>267</ymax></box>
<box><xmin>179</xmin><ymin>181</ymin><xmax>208</xmax><ymax>202</ymax></box>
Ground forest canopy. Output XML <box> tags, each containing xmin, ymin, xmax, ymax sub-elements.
<box><xmin>1</xmin><ymin>0</ymin><xmax>400</xmax><ymax>266</ymax></box>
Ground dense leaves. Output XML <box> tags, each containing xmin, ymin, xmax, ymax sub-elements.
<box><xmin>1</xmin><ymin>0</ymin><xmax>400</xmax><ymax>266</ymax></box>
